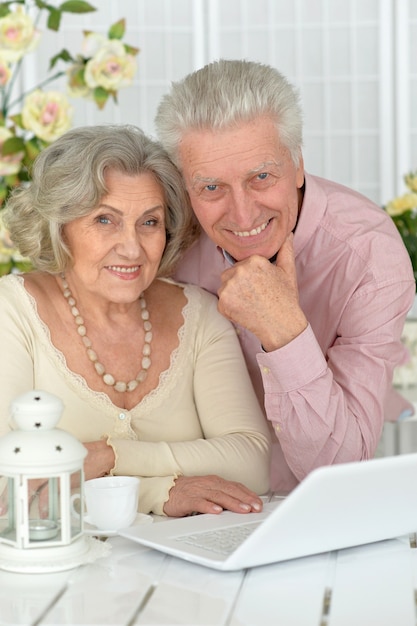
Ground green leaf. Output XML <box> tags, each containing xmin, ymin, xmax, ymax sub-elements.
<box><xmin>0</xmin><ymin>0</ymin><xmax>25</xmax><ymax>17</ymax></box>
<box><xmin>49</xmin><ymin>48</ymin><xmax>75</xmax><ymax>69</ymax></box>
<box><xmin>0</xmin><ymin>186</ymin><xmax>9</xmax><ymax>207</ymax></box>
<box><xmin>9</xmin><ymin>113</ymin><xmax>24</xmax><ymax>129</ymax></box>
<box><xmin>108</xmin><ymin>18</ymin><xmax>125</xmax><ymax>40</ymax></box>
<box><xmin>24</xmin><ymin>138</ymin><xmax>44</xmax><ymax>162</ymax></box>
<box><xmin>59</xmin><ymin>1</ymin><xmax>97</xmax><ymax>14</ymax></box>
<box><xmin>68</xmin><ymin>65</ymin><xmax>86</xmax><ymax>88</ymax></box>
<box><xmin>17</xmin><ymin>168</ymin><xmax>30</xmax><ymax>183</ymax></box>
<box><xmin>34</xmin><ymin>0</ymin><xmax>50</xmax><ymax>9</ymax></box>
<box><xmin>124</xmin><ymin>43</ymin><xmax>140</xmax><ymax>56</ymax></box>
<box><xmin>1</xmin><ymin>137</ymin><xmax>25</xmax><ymax>156</ymax></box>
<box><xmin>0</xmin><ymin>5</ymin><xmax>11</xmax><ymax>19</ymax></box>
<box><xmin>4</xmin><ymin>173</ymin><xmax>21</xmax><ymax>186</ymax></box>
<box><xmin>47</xmin><ymin>8</ymin><xmax>62</xmax><ymax>31</ymax></box>
<box><xmin>93</xmin><ymin>87</ymin><xmax>109</xmax><ymax>110</ymax></box>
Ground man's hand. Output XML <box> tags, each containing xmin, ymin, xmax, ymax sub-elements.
<box><xmin>218</xmin><ymin>234</ymin><xmax>308</xmax><ymax>351</ymax></box>
<box><xmin>163</xmin><ymin>475</ymin><xmax>263</xmax><ymax>517</ymax></box>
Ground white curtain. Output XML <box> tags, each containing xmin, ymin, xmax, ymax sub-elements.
<box><xmin>26</xmin><ymin>0</ymin><xmax>417</xmax><ymax>205</ymax></box>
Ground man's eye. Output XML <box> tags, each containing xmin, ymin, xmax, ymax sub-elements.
<box><xmin>257</xmin><ymin>172</ymin><xmax>268</xmax><ymax>180</ymax></box>
<box><xmin>205</xmin><ymin>184</ymin><xmax>218</xmax><ymax>192</ymax></box>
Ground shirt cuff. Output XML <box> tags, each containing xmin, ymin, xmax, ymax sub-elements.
<box><xmin>256</xmin><ymin>324</ymin><xmax>327</xmax><ymax>392</ymax></box>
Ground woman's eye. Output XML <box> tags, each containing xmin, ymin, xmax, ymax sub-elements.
<box><xmin>144</xmin><ymin>218</ymin><xmax>158</xmax><ymax>226</ymax></box>
<box><xmin>97</xmin><ymin>215</ymin><xmax>111</xmax><ymax>225</ymax></box>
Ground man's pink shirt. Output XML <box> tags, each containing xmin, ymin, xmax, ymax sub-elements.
<box><xmin>174</xmin><ymin>173</ymin><xmax>416</xmax><ymax>493</ymax></box>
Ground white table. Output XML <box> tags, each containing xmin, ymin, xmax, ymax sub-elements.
<box><xmin>1</xmin><ymin>529</ymin><xmax>417</xmax><ymax>625</ymax></box>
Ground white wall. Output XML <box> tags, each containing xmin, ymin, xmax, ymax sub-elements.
<box><xmin>26</xmin><ymin>0</ymin><xmax>417</xmax><ymax>206</ymax></box>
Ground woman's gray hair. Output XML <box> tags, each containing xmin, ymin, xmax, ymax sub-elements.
<box><xmin>3</xmin><ymin>124</ymin><xmax>200</xmax><ymax>275</ymax></box>
<box><xmin>155</xmin><ymin>59</ymin><xmax>303</xmax><ymax>168</ymax></box>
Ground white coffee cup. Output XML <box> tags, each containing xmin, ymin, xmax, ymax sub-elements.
<box><xmin>71</xmin><ymin>476</ymin><xmax>140</xmax><ymax>531</ymax></box>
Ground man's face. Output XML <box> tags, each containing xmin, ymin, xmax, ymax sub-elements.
<box><xmin>178</xmin><ymin>116</ymin><xmax>304</xmax><ymax>262</ymax></box>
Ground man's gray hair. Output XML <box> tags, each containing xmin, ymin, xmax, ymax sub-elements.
<box><xmin>155</xmin><ymin>59</ymin><xmax>303</xmax><ymax>168</ymax></box>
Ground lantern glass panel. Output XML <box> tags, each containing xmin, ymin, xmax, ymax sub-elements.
<box><xmin>0</xmin><ymin>476</ymin><xmax>16</xmax><ymax>543</ymax></box>
<box><xmin>70</xmin><ymin>469</ymin><xmax>83</xmax><ymax>538</ymax></box>
<box><xmin>28</xmin><ymin>476</ymin><xmax>62</xmax><ymax>544</ymax></box>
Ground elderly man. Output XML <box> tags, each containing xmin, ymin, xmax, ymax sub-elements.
<box><xmin>155</xmin><ymin>59</ymin><xmax>415</xmax><ymax>493</ymax></box>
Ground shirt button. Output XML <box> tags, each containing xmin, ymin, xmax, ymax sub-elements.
<box><xmin>118</xmin><ymin>412</ymin><xmax>126</xmax><ymax>420</ymax></box>
<box><xmin>262</xmin><ymin>366</ymin><xmax>270</xmax><ymax>374</ymax></box>
<box><xmin>275</xmin><ymin>424</ymin><xmax>281</xmax><ymax>433</ymax></box>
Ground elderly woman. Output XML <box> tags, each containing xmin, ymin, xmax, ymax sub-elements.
<box><xmin>0</xmin><ymin>125</ymin><xmax>270</xmax><ymax>517</ymax></box>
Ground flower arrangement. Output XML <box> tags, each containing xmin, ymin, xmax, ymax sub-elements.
<box><xmin>384</xmin><ymin>170</ymin><xmax>417</xmax><ymax>291</ymax></box>
<box><xmin>0</xmin><ymin>0</ymin><xmax>138</xmax><ymax>275</ymax></box>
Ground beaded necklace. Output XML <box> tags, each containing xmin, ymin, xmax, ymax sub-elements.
<box><xmin>60</xmin><ymin>274</ymin><xmax>152</xmax><ymax>393</ymax></box>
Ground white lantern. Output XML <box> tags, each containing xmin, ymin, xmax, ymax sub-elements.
<box><xmin>0</xmin><ymin>390</ymin><xmax>90</xmax><ymax>572</ymax></box>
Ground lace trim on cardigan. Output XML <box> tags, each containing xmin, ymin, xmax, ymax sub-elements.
<box><xmin>8</xmin><ymin>275</ymin><xmax>201</xmax><ymax>415</ymax></box>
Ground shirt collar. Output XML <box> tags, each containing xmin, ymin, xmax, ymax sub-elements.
<box><xmin>221</xmin><ymin>248</ymin><xmax>236</xmax><ymax>266</ymax></box>
<box><xmin>219</xmin><ymin>247</ymin><xmax>278</xmax><ymax>265</ymax></box>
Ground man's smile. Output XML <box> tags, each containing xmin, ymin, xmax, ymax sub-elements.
<box><xmin>231</xmin><ymin>219</ymin><xmax>271</xmax><ymax>238</ymax></box>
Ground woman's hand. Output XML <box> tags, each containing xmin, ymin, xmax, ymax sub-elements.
<box><xmin>163</xmin><ymin>474</ymin><xmax>263</xmax><ymax>517</ymax></box>
<box><xmin>83</xmin><ymin>439</ymin><xmax>115</xmax><ymax>481</ymax></box>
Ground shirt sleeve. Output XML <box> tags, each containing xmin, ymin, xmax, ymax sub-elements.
<box><xmin>257</xmin><ymin>279</ymin><xmax>414</xmax><ymax>482</ymax></box>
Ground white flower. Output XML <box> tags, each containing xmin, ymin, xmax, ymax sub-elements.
<box><xmin>81</xmin><ymin>32</ymin><xmax>108</xmax><ymax>57</ymax></box>
<box><xmin>84</xmin><ymin>39</ymin><xmax>136</xmax><ymax>91</ymax></box>
<box><xmin>385</xmin><ymin>193</ymin><xmax>417</xmax><ymax>217</ymax></box>
<box><xmin>405</xmin><ymin>172</ymin><xmax>417</xmax><ymax>193</ymax></box>
<box><xmin>0</xmin><ymin>127</ymin><xmax>24</xmax><ymax>175</ymax></box>
<box><xmin>22</xmin><ymin>90</ymin><xmax>73</xmax><ymax>143</ymax></box>
<box><xmin>0</xmin><ymin>6</ymin><xmax>40</xmax><ymax>63</ymax></box>
<box><xmin>0</xmin><ymin>57</ymin><xmax>11</xmax><ymax>86</ymax></box>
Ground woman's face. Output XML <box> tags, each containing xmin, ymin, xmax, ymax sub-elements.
<box><xmin>63</xmin><ymin>169</ymin><xmax>167</xmax><ymax>304</ymax></box>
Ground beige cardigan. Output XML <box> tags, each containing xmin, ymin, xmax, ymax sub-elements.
<box><xmin>0</xmin><ymin>275</ymin><xmax>270</xmax><ymax>514</ymax></box>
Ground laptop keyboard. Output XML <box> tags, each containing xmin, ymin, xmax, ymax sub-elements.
<box><xmin>174</xmin><ymin>521</ymin><xmax>262</xmax><ymax>556</ymax></box>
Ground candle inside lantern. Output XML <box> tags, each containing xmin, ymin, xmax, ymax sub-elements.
<box><xmin>29</xmin><ymin>519</ymin><xmax>59</xmax><ymax>541</ymax></box>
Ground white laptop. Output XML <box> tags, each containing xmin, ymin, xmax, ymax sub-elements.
<box><xmin>119</xmin><ymin>453</ymin><xmax>417</xmax><ymax>571</ymax></box>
